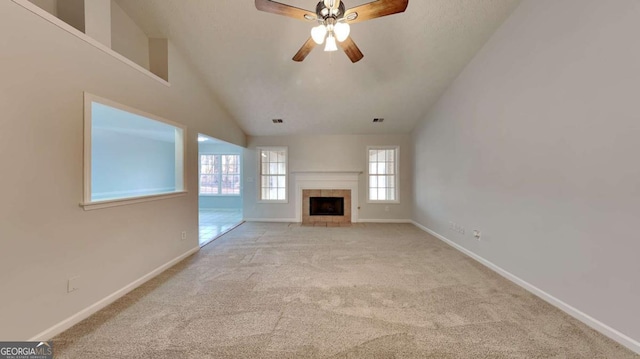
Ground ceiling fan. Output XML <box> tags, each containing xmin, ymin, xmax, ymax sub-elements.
<box><xmin>255</xmin><ymin>0</ymin><xmax>409</xmax><ymax>63</ymax></box>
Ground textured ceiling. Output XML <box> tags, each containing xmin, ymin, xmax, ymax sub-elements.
<box><xmin>115</xmin><ymin>0</ymin><xmax>522</xmax><ymax>136</ymax></box>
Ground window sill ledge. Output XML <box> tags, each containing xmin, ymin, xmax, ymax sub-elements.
<box><xmin>256</xmin><ymin>200</ymin><xmax>289</xmax><ymax>204</ymax></box>
<box><xmin>80</xmin><ymin>191</ymin><xmax>187</xmax><ymax>211</ymax></box>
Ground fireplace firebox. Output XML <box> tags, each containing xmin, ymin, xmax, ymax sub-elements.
<box><xmin>310</xmin><ymin>197</ymin><xmax>344</xmax><ymax>216</ymax></box>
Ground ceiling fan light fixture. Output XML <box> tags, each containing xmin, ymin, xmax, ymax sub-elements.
<box><xmin>255</xmin><ymin>0</ymin><xmax>409</xmax><ymax>63</ymax></box>
<box><xmin>324</xmin><ymin>34</ymin><xmax>338</xmax><ymax>52</ymax></box>
<box><xmin>311</xmin><ymin>25</ymin><xmax>327</xmax><ymax>45</ymax></box>
<box><xmin>334</xmin><ymin>22</ymin><xmax>350</xmax><ymax>42</ymax></box>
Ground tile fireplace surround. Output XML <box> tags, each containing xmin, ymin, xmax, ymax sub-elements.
<box><xmin>302</xmin><ymin>189</ymin><xmax>351</xmax><ymax>224</ymax></box>
<box><xmin>293</xmin><ymin>171</ymin><xmax>361</xmax><ymax>224</ymax></box>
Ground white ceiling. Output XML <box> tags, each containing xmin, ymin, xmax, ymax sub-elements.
<box><xmin>116</xmin><ymin>0</ymin><xmax>521</xmax><ymax>136</ymax></box>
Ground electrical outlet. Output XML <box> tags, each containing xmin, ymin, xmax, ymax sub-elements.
<box><xmin>181</xmin><ymin>231</ymin><xmax>187</xmax><ymax>241</ymax></box>
<box><xmin>385</xmin><ymin>206</ymin><xmax>390</xmax><ymax>212</ymax></box>
<box><xmin>67</xmin><ymin>277</ymin><xmax>79</xmax><ymax>293</ymax></box>
<box><xmin>473</xmin><ymin>230</ymin><xmax>481</xmax><ymax>240</ymax></box>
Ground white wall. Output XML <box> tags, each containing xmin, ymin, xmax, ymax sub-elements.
<box><xmin>92</xmin><ymin>130</ymin><xmax>175</xmax><ymax>200</ymax></box>
<box><xmin>110</xmin><ymin>0</ymin><xmax>149</xmax><ymax>69</ymax></box>
<box><xmin>412</xmin><ymin>0</ymin><xmax>640</xmax><ymax>348</ymax></box>
<box><xmin>0</xmin><ymin>0</ymin><xmax>245</xmax><ymax>340</ymax></box>
<box><xmin>244</xmin><ymin>134</ymin><xmax>412</xmax><ymax>222</ymax></box>
<box><xmin>149</xmin><ymin>38</ymin><xmax>168</xmax><ymax>81</ymax></box>
<box><xmin>84</xmin><ymin>0</ymin><xmax>110</xmax><ymax>47</ymax></box>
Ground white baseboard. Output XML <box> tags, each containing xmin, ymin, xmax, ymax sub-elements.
<box><xmin>243</xmin><ymin>218</ymin><xmax>297</xmax><ymax>223</ymax></box>
<box><xmin>244</xmin><ymin>218</ymin><xmax>414</xmax><ymax>224</ymax></box>
<box><xmin>358</xmin><ymin>219</ymin><xmax>413</xmax><ymax>223</ymax></box>
<box><xmin>411</xmin><ymin>220</ymin><xmax>640</xmax><ymax>355</ymax></box>
<box><xmin>28</xmin><ymin>246</ymin><xmax>200</xmax><ymax>341</ymax></box>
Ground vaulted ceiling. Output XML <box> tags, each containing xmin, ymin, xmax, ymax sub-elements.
<box><xmin>116</xmin><ymin>0</ymin><xmax>521</xmax><ymax>136</ymax></box>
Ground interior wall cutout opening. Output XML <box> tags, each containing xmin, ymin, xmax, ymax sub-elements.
<box><xmin>83</xmin><ymin>93</ymin><xmax>186</xmax><ymax>208</ymax></box>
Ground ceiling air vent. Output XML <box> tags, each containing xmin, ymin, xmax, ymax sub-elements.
<box><xmin>272</xmin><ymin>119</ymin><xmax>284</xmax><ymax>124</ymax></box>
<box><xmin>373</xmin><ymin>118</ymin><xmax>384</xmax><ymax>123</ymax></box>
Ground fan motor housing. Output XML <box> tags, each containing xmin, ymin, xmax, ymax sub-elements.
<box><xmin>315</xmin><ymin>1</ymin><xmax>345</xmax><ymax>20</ymax></box>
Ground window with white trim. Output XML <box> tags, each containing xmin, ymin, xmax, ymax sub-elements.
<box><xmin>258</xmin><ymin>147</ymin><xmax>287</xmax><ymax>202</ymax></box>
<box><xmin>367</xmin><ymin>146</ymin><xmax>399</xmax><ymax>202</ymax></box>
<box><xmin>199</xmin><ymin>154</ymin><xmax>241</xmax><ymax>195</ymax></box>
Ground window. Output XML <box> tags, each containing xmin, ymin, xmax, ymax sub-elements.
<box><xmin>258</xmin><ymin>147</ymin><xmax>287</xmax><ymax>202</ymax></box>
<box><xmin>368</xmin><ymin>146</ymin><xmax>399</xmax><ymax>202</ymax></box>
<box><xmin>199</xmin><ymin>154</ymin><xmax>241</xmax><ymax>195</ymax></box>
<box><xmin>82</xmin><ymin>93</ymin><xmax>186</xmax><ymax>209</ymax></box>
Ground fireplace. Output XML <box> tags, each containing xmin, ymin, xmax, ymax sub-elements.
<box><xmin>310</xmin><ymin>197</ymin><xmax>344</xmax><ymax>216</ymax></box>
<box><xmin>294</xmin><ymin>171</ymin><xmax>360</xmax><ymax>224</ymax></box>
<box><xmin>302</xmin><ymin>189</ymin><xmax>352</xmax><ymax>224</ymax></box>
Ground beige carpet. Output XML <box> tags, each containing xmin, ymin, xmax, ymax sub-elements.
<box><xmin>54</xmin><ymin>223</ymin><xmax>638</xmax><ymax>358</ymax></box>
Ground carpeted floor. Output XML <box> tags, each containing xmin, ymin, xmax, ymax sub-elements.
<box><xmin>54</xmin><ymin>222</ymin><xmax>638</xmax><ymax>358</ymax></box>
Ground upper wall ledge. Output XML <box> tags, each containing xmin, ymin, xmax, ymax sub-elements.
<box><xmin>12</xmin><ymin>0</ymin><xmax>170</xmax><ymax>87</ymax></box>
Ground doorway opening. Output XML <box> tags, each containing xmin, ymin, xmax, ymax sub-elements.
<box><xmin>198</xmin><ymin>134</ymin><xmax>244</xmax><ymax>247</ymax></box>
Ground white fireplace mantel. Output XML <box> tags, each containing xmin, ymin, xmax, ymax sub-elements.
<box><xmin>294</xmin><ymin>171</ymin><xmax>362</xmax><ymax>223</ymax></box>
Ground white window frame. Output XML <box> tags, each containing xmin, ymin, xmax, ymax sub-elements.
<box><xmin>257</xmin><ymin>146</ymin><xmax>288</xmax><ymax>203</ymax></box>
<box><xmin>81</xmin><ymin>92</ymin><xmax>187</xmax><ymax>210</ymax></box>
<box><xmin>367</xmin><ymin>146</ymin><xmax>400</xmax><ymax>204</ymax></box>
<box><xmin>198</xmin><ymin>154</ymin><xmax>241</xmax><ymax>196</ymax></box>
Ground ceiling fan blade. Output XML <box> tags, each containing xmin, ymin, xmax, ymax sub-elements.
<box><xmin>338</xmin><ymin>36</ymin><xmax>364</xmax><ymax>63</ymax></box>
<box><xmin>344</xmin><ymin>0</ymin><xmax>408</xmax><ymax>24</ymax></box>
<box><xmin>255</xmin><ymin>0</ymin><xmax>316</xmax><ymax>21</ymax></box>
<box><xmin>293</xmin><ymin>37</ymin><xmax>317</xmax><ymax>62</ymax></box>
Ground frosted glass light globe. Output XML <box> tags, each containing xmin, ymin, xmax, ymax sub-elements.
<box><xmin>334</xmin><ymin>22</ymin><xmax>350</xmax><ymax>42</ymax></box>
<box><xmin>324</xmin><ymin>34</ymin><xmax>338</xmax><ymax>52</ymax></box>
<box><xmin>311</xmin><ymin>25</ymin><xmax>327</xmax><ymax>45</ymax></box>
